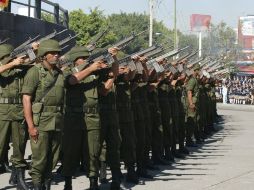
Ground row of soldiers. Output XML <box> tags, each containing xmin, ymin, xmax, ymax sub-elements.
<box><xmin>0</xmin><ymin>32</ymin><xmax>221</xmax><ymax>190</ymax></box>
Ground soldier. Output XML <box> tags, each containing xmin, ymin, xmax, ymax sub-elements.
<box><xmin>176</xmin><ymin>73</ymin><xmax>190</xmax><ymax>155</ymax></box>
<box><xmin>22</xmin><ymin>39</ymin><xmax>65</xmax><ymax>190</ymax></box>
<box><xmin>115</xmin><ymin>63</ymin><xmax>139</xmax><ymax>184</ymax></box>
<box><xmin>61</xmin><ymin>46</ymin><xmax>103</xmax><ymax>190</ymax></box>
<box><xmin>186</xmin><ymin>63</ymin><xmax>200</xmax><ymax>147</ymax></box>
<box><xmin>97</xmin><ymin>48</ymin><xmax>123</xmax><ymax>190</ymax></box>
<box><xmin>131</xmin><ymin>57</ymin><xmax>153</xmax><ymax>179</ymax></box>
<box><xmin>0</xmin><ymin>44</ymin><xmax>31</xmax><ymax>190</ymax></box>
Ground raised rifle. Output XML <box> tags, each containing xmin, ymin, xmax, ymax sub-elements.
<box><xmin>86</xmin><ymin>27</ymin><xmax>109</xmax><ymax>53</ymax></box>
<box><xmin>118</xmin><ymin>45</ymin><xmax>159</xmax><ymax>69</ymax></box>
<box><xmin>149</xmin><ymin>46</ymin><xmax>189</xmax><ymax>73</ymax></box>
<box><xmin>59</xmin><ymin>33</ymin><xmax>79</xmax><ymax>47</ymax></box>
<box><xmin>0</xmin><ymin>38</ymin><xmax>10</xmax><ymax>45</ymax></box>
<box><xmin>10</xmin><ymin>29</ymin><xmax>68</xmax><ymax>61</ymax></box>
<box><xmin>88</xmin><ymin>30</ymin><xmax>147</xmax><ymax>65</ymax></box>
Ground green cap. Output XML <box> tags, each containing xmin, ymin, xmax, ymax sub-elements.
<box><xmin>0</xmin><ymin>44</ymin><xmax>14</xmax><ymax>60</ymax></box>
<box><xmin>67</xmin><ymin>46</ymin><xmax>89</xmax><ymax>62</ymax></box>
<box><xmin>192</xmin><ymin>63</ymin><xmax>200</xmax><ymax>71</ymax></box>
<box><xmin>37</xmin><ymin>39</ymin><xmax>61</xmax><ymax>57</ymax></box>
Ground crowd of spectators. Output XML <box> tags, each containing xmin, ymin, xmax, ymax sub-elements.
<box><xmin>216</xmin><ymin>75</ymin><xmax>254</xmax><ymax>105</ymax></box>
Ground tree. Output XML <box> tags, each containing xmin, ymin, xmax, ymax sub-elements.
<box><xmin>69</xmin><ymin>8</ymin><xmax>116</xmax><ymax>47</ymax></box>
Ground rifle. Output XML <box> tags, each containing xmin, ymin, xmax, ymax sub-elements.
<box><xmin>10</xmin><ymin>29</ymin><xmax>68</xmax><ymax>61</ymax></box>
<box><xmin>211</xmin><ymin>68</ymin><xmax>230</xmax><ymax>76</ymax></box>
<box><xmin>147</xmin><ymin>49</ymin><xmax>179</xmax><ymax>72</ymax></box>
<box><xmin>208</xmin><ymin>62</ymin><xmax>223</xmax><ymax>72</ymax></box>
<box><xmin>59</xmin><ymin>33</ymin><xmax>79</xmax><ymax>46</ymax></box>
<box><xmin>88</xmin><ymin>30</ymin><xmax>147</xmax><ymax>65</ymax></box>
<box><xmin>148</xmin><ymin>46</ymin><xmax>189</xmax><ymax>73</ymax></box>
<box><xmin>116</xmin><ymin>45</ymin><xmax>162</xmax><ymax>72</ymax></box>
<box><xmin>0</xmin><ymin>38</ymin><xmax>10</xmax><ymax>45</ymax></box>
<box><xmin>86</xmin><ymin>27</ymin><xmax>109</xmax><ymax>52</ymax></box>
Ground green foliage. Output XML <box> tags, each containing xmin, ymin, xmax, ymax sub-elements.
<box><xmin>41</xmin><ymin>12</ymin><xmax>54</xmax><ymax>23</ymax></box>
<box><xmin>69</xmin><ymin>8</ymin><xmax>116</xmax><ymax>46</ymax></box>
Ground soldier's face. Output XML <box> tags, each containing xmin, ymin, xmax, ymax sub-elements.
<box><xmin>75</xmin><ymin>57</ymin><xmax>87</xmax><ymax>66</ymax></box>
<box><xmin>45</xmin><ymin>51</ymin><xmax>59</xmax><ymax>63</ymax></box>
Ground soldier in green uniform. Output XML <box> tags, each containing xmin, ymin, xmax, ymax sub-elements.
<box><xmin>131</xmin><ymin>57</ymin><xmax>153</xmax><ymax>179</ymax></box>
<box><xmin>0</xmin><ymin>44</ymin><xmax>31</xmax><ymax>190</ymax></box>
<box><xmin>148</xmin><ymin>69</ymin><xmax>168</xmax><ymax>165</ymax></box>
<box><xmin>186</xmin><ymin>63</ymin><xmax>200</xmax><ymax>146</ymax></box>
<box><xmin>115</xmin><ymin>64</ymin><xmax>139</xmax><ymax>184</ymax></box>
<box><xmin>176</xmin><ymin>73</ymin><xmax>190</xmax><ymax>154</ymax></box>
<box><xmin>22</xmin><ymin>39</ymin><xmax>65</xmax><ymax>190</ymax></box>
<box><xmin>61</xmin><ymin>46</ymin><xmax>103</xmax><ymax>190</ymax></box>
<box><xmin>158</xmin><ymin>70</ymin><xmax>174</xmax><ymax>162</ymax></box>
<box><xmin>97</xmin><ymin>48</ymin><xmax>122</xmax><ymax>190</ymax></box>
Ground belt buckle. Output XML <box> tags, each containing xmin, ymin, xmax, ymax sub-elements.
<box><xmin>4</xmin><ymin>98</ymin><xmax>8</xmax><ymax>104</ymax></box>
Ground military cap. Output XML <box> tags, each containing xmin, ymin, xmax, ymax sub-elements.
<box><xmin>67</xmin><ymin>46</ymin><xmax>89</xmax><ymax>62</ymax></box>
<box><xmin>0</xmin><ymin>44</ymin><xmax>14</xmax><ymax>60</ymax></box>
<box><xmin>37</xmin><ymin>39</ymin><xmax>61</xmax><ymax>57</ymax></box>
<box><xmin>192</xmin><ymin>63</ymin><xmax>200</xmax><ymax>71</ymax></box>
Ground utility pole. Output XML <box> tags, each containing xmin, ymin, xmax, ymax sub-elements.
<box><xmin>149</xmin><ymin>0</ymin><xmax>154</xmax><ymax>47</ymax></box>
<box><xmin>174</xmin><ymin>0</ymin><xmax>178</xmax><ymax>49</ymax></box>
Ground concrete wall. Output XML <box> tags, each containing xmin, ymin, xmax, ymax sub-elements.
<box><xmin>0</xmin><ymin>12</ymin><xmax>75</xmax><ymax>54</ymax></box>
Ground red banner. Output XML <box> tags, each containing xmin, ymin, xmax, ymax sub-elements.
<box><xmin>0</xmin><ymin>0</ymin><xmax>9</xmax><ymax>8</ymax></box>
<box><xmin>190</xmin><ymin>14</ymin><xmax>211</xmax><ymax>32</ymax></box>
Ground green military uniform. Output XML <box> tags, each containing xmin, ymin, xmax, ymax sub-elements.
<box><xmin>175</xmin><ymin>81</ymin><xmax>188</xmax><ymax>152</ymax></box>
<box><xmin>61</xmin><ymin>47</ymin><xmax>89</xmax><ymax>178</ymax></box>
<box><xmin>115</xmin><ymin>74</ymin><xmax>138</xmax><ymax>183</ymax></box>
<box><xmin>21</xmin><ymin>40</ymin><xmax>64</xmax><ymax>186</ymax></box>
<box><xmin>158</xmin><ymin>80</ymin><xmax>172</xmax><ymax>161</ymax></box>
<box><xmin>116</xmin><ymin>75</ymin><xmax>136</xmax><ymax>166</ymax></box>
<box><xmin>148</xmin><ymin>83</ymin><xmax>163</xmax><ymax>163</ymax></box>
<box><xmin>83</xmin><ymin>74</ymin><xmax>101</xmax><ymax>179</ymax></box>
<box><xmin>186</xmin><ymin>66</ymin><xmax>200</xmax><ymax>145</ymax></box>
<box><xmin>131</xmin><ymin>76</ymin><xmax>150</xmax><ymax>177</ymax></box>
<box><xmin>0</xmin><ymin>44</ymin><xmax>28</xmax><ymax>173</ymax></box>
<box><xmin>98</xmin><ymin>73</ymin><xmax>122</xmax><ymax>188</ymax></box>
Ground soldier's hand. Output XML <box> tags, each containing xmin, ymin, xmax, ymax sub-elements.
<box><xmin>89</xmin><ymin>60</ymin><xmax>104</xmax><ymax>72</ymax></box>
<box><xmin>189</xmin><ymin>103</ymin><xmax>196</xmax><ymax>111</ymax></box>
<box><xmin>12</xmin><ymin>56</ymin><xmax>25</xmax><ymax>66</ymax></box>
<box><xmin>108</xmin><ymin>47</ymin><xmax>119</xmax><ymax>57</ymax></box>
<box><xmin>139</xmin><ymin>56</ymin><xmax>148</xmax><ymax>64</ymax></box>
<box><xmin>29</xmin><ymin>127</ymin><xmax>39</xmax><ymax>143</ymax></box>
<box><xmin>32</xmin><ymin>42</ymin><xmax>39</xmax><ymax>50</ymax></box>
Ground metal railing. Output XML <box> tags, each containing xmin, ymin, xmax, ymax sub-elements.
<box><xmin>3</xmin><ymin>0</ymin><xmax>69</xmax><ymax>28</ymax></box>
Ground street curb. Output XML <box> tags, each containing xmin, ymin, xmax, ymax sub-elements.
<box><xmin>217</xmin><ymin>103</ymin><xmax>254</xmax><ymax>112</ymax></box>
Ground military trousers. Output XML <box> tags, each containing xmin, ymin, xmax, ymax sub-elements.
<box><xmin>119</xmin><ymin>110</ymin><xmax>136</xmax><ymax>167</ymax></box>
<box><xmin>84</xmin><ymin>112</ymin><xmax>101</xmax><ymax>178</ymax></box>
<box><xmin>30</xmin><ymin>130</ymin><xmax>61</xmax><ymax>184</ymax></box>
<box><xmin>0</xmin><ymin>119</ymin><xmax>27</xmax><ymax>168</ymax></box>
<box><xmin>61</xmin><ymin>114</ymin><xmax>85</xmax><ymax>177</ymax></box>
<box><xmin>160</xmin><ymin>103</ymin><xmax>172</xmax><ymax>155</ymax></box>
<box><xmin>149</xmin><ymin>106</ymin><xmax>163</xmax><ymax>161</ymax></box>
<box><xmin>100</xmin><ymin>110</ymin><xmax>121</xmax><ymax>173</ymax></box>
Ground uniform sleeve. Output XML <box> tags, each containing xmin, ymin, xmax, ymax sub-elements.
<box><xmin>186</xmin><ymin>78</ymin><xmax>195</xmax><ymax>91</ymax></box>
<box><xmin>21</xmin><ymin>66</ymin><xmax>40</xmax><ymax>95</ymax></box>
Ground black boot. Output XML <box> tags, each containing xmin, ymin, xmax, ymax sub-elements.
<box><xmin>16</xmin><ymin>168</ymin><xmax>30</xmax><ymax>190</ymax></box>
<box><xmin>64</xmin><ymin>176</ymin><xmax>72</xmax><ymax>190</ymax></box>
<box><xmin>44</xmin><ymin>178</ymin><xmax>52</xmax><ymax>190</ymax></box>
<box><xmin>33</xmin><ymin>184</ymin><xmax>42</xmax><ymax>190</ymax></box>
<box><xmin>136</xmin><ymin>167</ymin><xmax>153</xmax><ymax>179</ymax></box>
<box><xmin>126</xmin><ymin>166</ymin><xmax>139</xmax><ymax>184</ymax></box>
<box><xmin>111</xmin><ymin>170</ymin><xmax>122</xmax><ymax>190</ymax></box>
<box><xmin>99</xmin><ymin>161</ymin><xmax>108</xmax><ymax>184</ymax></box>
<box><xmin>89</xmin><ymin>177</ymin><xmax>99</xmax><ymax>190</ymax></box>
<box><xmin>9</xmin><ymin>167</ymin><xmax>17</xmax><ymax>185</ymax></box>
<box><xmin>4</xmin><ymin>162</ymin><xmax>12</xmax><ymax>173</ymax></box>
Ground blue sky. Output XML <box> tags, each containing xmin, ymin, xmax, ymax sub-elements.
<box><xmin>27</xmin><ymin>0</ymin><xmax>254</xmax><ymax>32</ymax></box>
